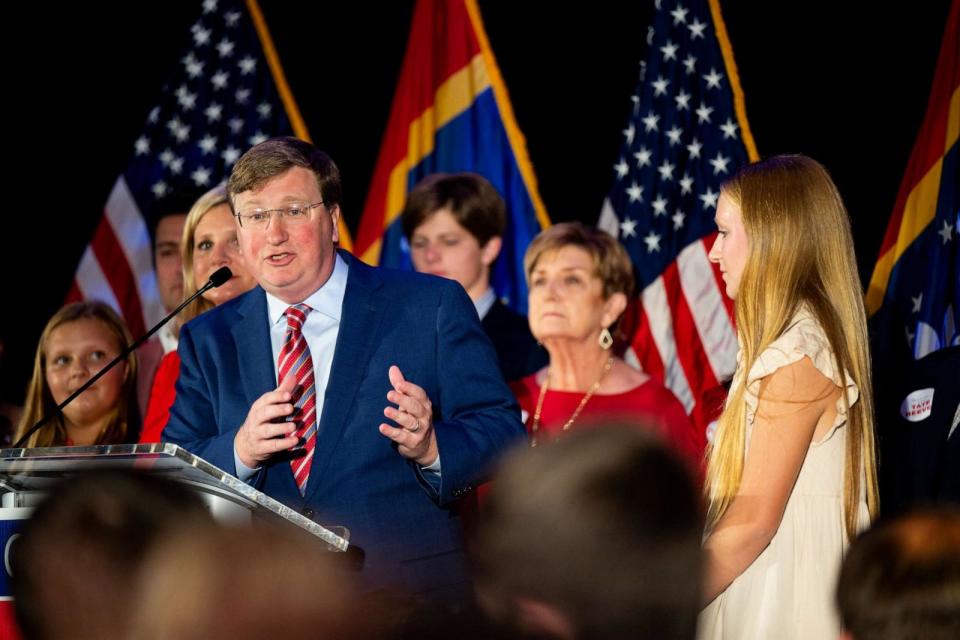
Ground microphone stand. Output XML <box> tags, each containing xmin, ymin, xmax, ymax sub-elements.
<box><xmin>13</xmin><ymin>267</ymin><xmax>233</xmax><ymax>448</ymax></box>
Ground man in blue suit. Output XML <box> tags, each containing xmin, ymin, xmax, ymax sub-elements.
<box><xmin>164</xmin><ymin>137</ymin><xmax>524</xmax><ymax>599</ymax></box>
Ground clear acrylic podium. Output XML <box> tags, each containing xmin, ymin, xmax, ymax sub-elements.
<box><xmin>0</xmin><ymin>443</ymin><xmax>350</xmax><ymax>552</ymax></box>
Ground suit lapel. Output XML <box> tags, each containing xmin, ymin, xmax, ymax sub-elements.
<box><xmin>304</xmin><ymin>253</ymin><xmax>385</xmax><ymax>501</ymax></box>
<box><xmin>233</xmin><ymin>287</ymin><xmax>301</xmax><ymax>496</ymax></box>
<box><xmin>232</xmin><ymin>287</ymin><xmax>277</xmax><ymax>409</ymax></box>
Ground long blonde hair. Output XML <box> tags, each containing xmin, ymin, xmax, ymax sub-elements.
<box><xmin>15</xmin><ymin>302</ymin><xmax>138</xmax><ymax>447</ymax></box>
<box><xmin>179</xmin><ymin>184</ymin><xmax>230</xmax><ymax>326</ymax></box>
<box><xmin>705</xmin><ymin>155</ymin><xmax>879</xmax><ymax>539</ymax></box>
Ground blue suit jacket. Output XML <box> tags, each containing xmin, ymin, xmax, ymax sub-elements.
<box><xmin>164</xmin><ymin>251</ymin><xmax>524</xmax><ymax>596</ymax></box>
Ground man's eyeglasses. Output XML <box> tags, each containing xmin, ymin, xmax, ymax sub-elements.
<box><xmin>234</xmin><ymin>201</ymin><xmax>324</xmax><ymax>229</ymax></box>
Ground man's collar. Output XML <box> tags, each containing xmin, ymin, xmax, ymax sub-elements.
<box><xmin>265</xmin><ymin>253</ymin><xmax>349</xmax><ymax>325</ymax></box>
<box><xmin>475</xmin><ymin>287</ymin><xmax>497</xmax><ymax>320</ymax></box>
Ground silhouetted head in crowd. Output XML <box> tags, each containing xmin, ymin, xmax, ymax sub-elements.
<box><xmin>11</xmin><ymin>470</ymin><xmax>210</xmax><ymax>640</ymax></box>
<box><xmin>128</xmin><ymin>522</ymin><xmax>374</xmax><ymax>640</ymax></box>
<box><xmin>472</xmin><ymin>425</ymin><xmax>703</xmax><ymax>640</ymax></box>
<box><xmin>836</xmin><ymin>508</ymin><xmax>960</xmax><ymax>640</ymax></box>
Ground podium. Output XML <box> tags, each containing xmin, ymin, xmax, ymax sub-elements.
<box><xmin>0</xmin><ymin>443</ymin><xmax>350</xmax><ymax>552</ymax></box>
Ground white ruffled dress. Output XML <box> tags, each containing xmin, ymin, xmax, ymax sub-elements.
<box><xmin>698</xmin><ymin>308</ymin><xmax>870</xmax><ymax>640</ymax></box>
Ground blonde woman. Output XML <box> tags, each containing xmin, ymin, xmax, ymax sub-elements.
<box><xmin>140</xmin><ymin>185</ymin><xmax>256</xmax><ymax>442</ymax></box>
<box><xmin>15</xmin><ymin>302</ymin><xmax>138</xmax><ymax>447</ymax></box>
<box><xmin>698</xmin><ymin>156</ymin><xmax>879</xmax><ymax>639</ymax></box>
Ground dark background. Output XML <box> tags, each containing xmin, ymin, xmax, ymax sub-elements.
<box><xmin>0</xmin><ymin>0</ymin><xmax>951</xmax><ymax>404</ymax></box>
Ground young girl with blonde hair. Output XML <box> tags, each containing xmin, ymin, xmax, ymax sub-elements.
<box><xmin>15</xmin><ymin>302</ymin><xmax>138</xmax><ymax>447</ymax></box>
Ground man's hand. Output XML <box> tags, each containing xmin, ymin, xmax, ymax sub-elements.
<box><xmin>235</xmin><ymin>374</ymin><xmax>301</xmax><ymax>469</ymax></box>
<box><xmin>379</xmin><ymin>365</ymin><xmax>438</xmax><ymax>466</ymax></box>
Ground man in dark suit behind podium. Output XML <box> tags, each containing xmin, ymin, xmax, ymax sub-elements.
<box><xmin>164</xmin><ymin>138</ymin><xmax>524</xmax><ymax>599</ymax></box>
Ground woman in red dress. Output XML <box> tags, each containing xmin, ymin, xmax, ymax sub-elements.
<box><xmin>512</xmin><ymin>222</ymin><xmax>704</xmax><ymax>466</ymax></box>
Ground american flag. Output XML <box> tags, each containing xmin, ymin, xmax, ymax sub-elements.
<box><xmin>598</xmin><ymin>0</ymin><xmax>759</xmax><ymax>431</ymax></box>
<box><xmin>65</xmin><ymin>0</ymin><xmax>298</xmax><ymax>338</ymax></box>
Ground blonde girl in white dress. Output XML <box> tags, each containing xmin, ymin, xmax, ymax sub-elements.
<box><xmin>698</xmin><ymin>155</ymin><xmax>880</xmax><ymax>639</ymax></box>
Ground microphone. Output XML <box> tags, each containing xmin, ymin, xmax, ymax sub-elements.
<box><xmin>207</xmin><ymin>266</ymin><xmax>232</xmax><ymax>287</ymax></box>
<box><xmin>13</xmin><ymin>267</ymin><xmax>234</xmax><ymax>448</ymax></box>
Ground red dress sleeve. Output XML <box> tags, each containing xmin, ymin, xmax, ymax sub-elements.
<box><xmin>139</xmin><ymin>351</ymin><xmax>181</xmax><ymax>443</ymax></box>
<box><xmin>645</xmin><ymin>384</ymin><xmax>706</xmax><ymax>483</ymax></box>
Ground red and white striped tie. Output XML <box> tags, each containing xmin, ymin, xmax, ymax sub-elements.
<box><xmin>277</xmin><ymin>304</ymin><xmax>317</xmax><ymax>494</ymax></box>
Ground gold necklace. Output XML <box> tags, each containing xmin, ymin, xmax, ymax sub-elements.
<box><xmin>531</xmin><ymin>356</ymin><xmax>614</xmax><ymax>446</ymax></box>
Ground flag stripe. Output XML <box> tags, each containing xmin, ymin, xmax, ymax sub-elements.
<box><xmin>65</xmin><ymin>280</ymin><xmax>83</xmax><ymax>305</ymax></box>
<box><xmin>427</xmin><ymin>55</ymin><xmax>490</xmax><ymax>145</ymax></box>
<box><xmin>867</xmin><ymin>81</ymin><xmax>959</xmax><ymax>300</ymax></box>
<box><xmin>663</xmin><ymin>262</ymin><xmax>719</xmax><ymax>417</ymax></box>
<box><xmin>360</xmin><ymin>57</ymin><xmax>500</xmax><ymax>261</ymax></box>
<box><xmin>90</xmin><ymin>217</ymin><xmax>146</xmax><ymax>338</ymax></box>
<box><xmin>631</xmin><ymin>305</ymin><xmax>666</xmax><ymax>382</ymax></box>
<box><xmin>866</xmin><ymin>153</ymin><xmax>945</xmax><ymax>314</ymax></box>
<box><xmin>642</xmin><ymin>276</ymin><xmax>695</xmax><ymax>411</ymax></box>
<box><xmin>73</xmin><ymin>246</ymin><xmax>122</xmax><ymax>313</ymax></box>
<box><xmin>373</xmin><ymin>54</ymin><xmax>492</xmax><ymax>238</ymax></box>
<box><xmin>105</xmin><ymin>176</ymin><xmax>162</xmax><ymax>328</ymax></box>
<box><xmin>947</xmin><ymin>84</ymin><xmax>960</xmax><ymax>149</ymax></box>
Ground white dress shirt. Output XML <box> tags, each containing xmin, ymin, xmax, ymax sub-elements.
<box><xmin>474</xmin><ymin>287</ymin><xmax>496</xmax><ymax>321</ymax></box>
<box><xmin>234</xmin><ymin>254</ymin><xmax>348</xmax><ymax>480</ymax></box>
<box><xmin>234</xmin><ymin>254</ymin><xmax>440</xmax><ymax>480</ymax></box>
